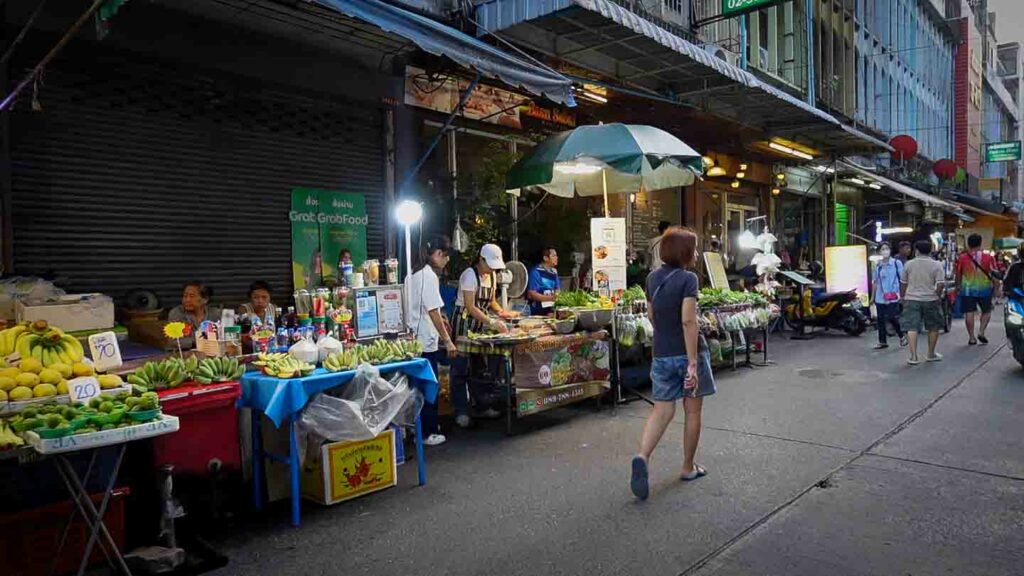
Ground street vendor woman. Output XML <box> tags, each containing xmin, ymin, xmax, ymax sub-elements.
<box><xmin>450</xmin><ymin>243</ymin><xmax>513</xmax><ymax>428</ymax></box>
<box><xmin>168</xmin><ymin>281</ymin><xmax>221</xmax><ymax>349</ymax></box>
<box><xmin>526</xmin><ymin>247</ymin><xmax>561</xmax><ymax>316</ymax></box>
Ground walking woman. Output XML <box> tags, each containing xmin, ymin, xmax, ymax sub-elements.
<box><xmin>872</xmin><ymin>244</ymin><xmax>907</xmax><ymax>349</ymax></box>
<box><xmin>449</xmin><ymin>244</ymin><xmax>511</xmax><ymax>428</ymax></box>
<box><xmin>405</xmin><ymin>235</ymin><xmax>457</xmax><ymax>446</ymax></box>
<box><xmin>631</xmin><ymin>227</ymin><xmax>715</xmax><ymax>500</ymax></box>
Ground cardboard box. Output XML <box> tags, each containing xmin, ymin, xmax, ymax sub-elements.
<box><xmin>16</xmin><ymin>294</ymin><xmax>115</xmax><ymax>333</ymax></box>
<box><xmin>301</xmin><ymin>429</ymin><xmax>397</xmax><ymax>505</ymax></box>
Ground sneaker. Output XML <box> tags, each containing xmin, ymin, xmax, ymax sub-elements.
<box><xmin>874</xmin><ymin>343</ymin><xmax>889</xmax><ymax>350</ymax></box>
<box><xmin>478</xmin><ymin>408</ymin><xmax>501</xmax><ymax>419</ymax></box>
<box><xmin>926</xmin><ymin>353</ymin><xmax>944</xmax><ymax>363</ymax></box>
<box><xmin>455</xmin><ymin>415</ymin><xmax>472</xmax><ymax>428</ymax></box>
<box><xmin>900</xmin><ymin>335</ymin><xmax>909</xmax><ymax>347</ymax></box>
<box><xmin>424</xmin><ymin>433</ymin><xmax>447</xmax><ymax>446</ymax></box>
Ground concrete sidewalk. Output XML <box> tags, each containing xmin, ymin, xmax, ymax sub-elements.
<box><xmin>211</xmin><ymin>321</ymin><xmax>1024</xmax><ymax>576</ymax></box>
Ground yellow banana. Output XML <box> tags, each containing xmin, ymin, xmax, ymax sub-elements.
<box><xmin>62</xmin><ymin>335</ymin><xmax>84</xmax><ymax>362</ymax></box>
<box><xmin>40</xmin><ymin>348</ymin><xmax>51</xmax><ymax>366</ymax></box>
<box><xmin>56</xmin><ymin>347</ymin><xmax>73</xmax><ymax>365</ymax></box>
<box><xmin>16</xmin><ymin>334</ymin><xmax>36</xmax><ymax>359</ymax></box>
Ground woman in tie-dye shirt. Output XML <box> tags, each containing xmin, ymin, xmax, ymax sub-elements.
<box><xmin>955</xmin><ymin>233</ymin><xmax>998</xmax><ymax>345</ymax></box>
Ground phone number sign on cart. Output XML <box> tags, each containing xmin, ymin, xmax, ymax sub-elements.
<box><xmin>517</xmin><ymin>381</ymin><xmax>609</xmax><ymax>417</ymax></box>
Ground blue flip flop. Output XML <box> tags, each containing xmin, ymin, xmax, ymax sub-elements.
<box><xmin>630</xmin><ymin>456</ymin><xmax>649</xmax><ymax>500</ymax></box>
<box><xmin>681</xmin><ymin>464</ymin><xmax>708</xmax><ymax>482</ymax></box>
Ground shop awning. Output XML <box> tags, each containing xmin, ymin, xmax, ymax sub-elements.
<box><xmin>473</xmin><ymin>0</ymin><xmax>888</xmax><ymax>153</ymax></box>
<box><xmin>840</xmin><ymin>161</ymin><xmax>963</xmax><ymax>213</ymax></box>
<box><xmin>315</xmin><ymin>0</ymin><xmax>575</xmax><ymax>106</ymax></box>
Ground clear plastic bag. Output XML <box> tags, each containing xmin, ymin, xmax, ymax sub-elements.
<box><xmin>298</xmin><ymin>364</ymin><xmax>423</xmax><ymax>449</ymax></box>
<box><xmin>617</xmin><ymin>314</ymin><xmax>638</xmax><ymax>348</ymax></box>
<box><xmin>636</xmin><ymin>315</ymin><xmax>654</xmax><ymax>346</ymax></box>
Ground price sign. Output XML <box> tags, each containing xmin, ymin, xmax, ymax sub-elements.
<box><xmin>68</xmin><ymin>376</ymin><xmax>101</xmax><ymax>404</ymax></box>
<box><xmin>88</xmin><ymin>332</ymin><xmax>123</xmax><ymax>372</ymax></box>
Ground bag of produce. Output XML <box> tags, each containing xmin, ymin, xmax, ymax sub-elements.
<box><xmin>637</xmin><ymin>315</ymin><xmax>654</xmax><ymax>345</ymax></box>
<box><xmin>707</xmin><ymin>338</ymin><xmax>723</xmax><ymax>364</ymax></box>
<box><xmin>316</xmin><ymin>335</ymin><xmax>344</xmax><ymax>363</ymax></box>
<box><xmin>289</xmin><ymin>337</ymin><xmax>319</xmax><ymax>365</ymax></box>
<box><xmin>617</xmin><ymin>314</ymin><xmax>638</xmax><ymax>348</ymax></box>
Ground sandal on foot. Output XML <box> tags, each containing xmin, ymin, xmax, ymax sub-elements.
<box><xmin>681</xmin><ymin>464</ymin><xmax>708</xmax><ymax>482</ymax></box>
<box><xmin>978</xmin><ymin>335</ymin><xmax>989</xmax><ymax>345</ymax></box>
<box><xmin>631</xmin><ymin>456</ymin><xmax>649</xmax><ymax>500</ymax></box>
<box><xmin>907</xmin><ymin>358</ymin><xmax>921</xmax><ymax>366</ymax></box>
<box><xmin>968</xmin><ymin>339</ymin><xmax>977</xmax><ymax>346</ymax></box>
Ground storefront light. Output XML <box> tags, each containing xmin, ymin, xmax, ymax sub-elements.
<box><xmin>775</xmin><ymin>172</ymin><xmax>786</xmax><ymax>181</ymax></box>
<box><xmin>730</xmin><ymin>180</ymin><xmax>740</xmax><ymax>188</ymax></box>
<box><xmin>813</xmin><ymin>165</ymin><xmax>835</xmax><ymax>174</ymax></box>
<box><xmin>702</xmin><ymin>155</ymin><xmax>715</xmax><ymax>167</ymax></box>
<box><xmin>739</xmin><ymin>163</ymin><xmax>748</xmax><ymax>170</ymax></box>
<box><xmin>707</xmin><ymin>166</ymin><xmax>727</xmax><ymax>177</ymax></box>
<box><xmin>868</xmin><ymin>183</ymin><xmax>882</xmax><ymax>189</ymax></box>
<box><xmin>395</xmin><ymin>199</ymin><xmax>423</xmax><ymax>227</ymax></box>
<box><xmin>768</xmin><ymin>141</ymin><xmax>814</xmax><ymax>160</ymax></box>
<box><xmin>771</xmin><ymin>187</ymin><xmax>781</xmax><ymax>196</ymax></box>
<box><xmin>735</xmin><ymin>171</ymin><xmax>746</xmax><ymax>179</ymax></box>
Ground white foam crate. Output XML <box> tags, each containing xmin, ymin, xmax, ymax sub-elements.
<box><xmin>24</xmin><ymin>414</ymin><xmax>179</xmax><ymax>454</ymax></box>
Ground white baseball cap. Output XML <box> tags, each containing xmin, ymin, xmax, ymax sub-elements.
<box><xmin>480</xmin><ymin>243</ymin><xmax>506</xmax><ymax>270</ymax></box>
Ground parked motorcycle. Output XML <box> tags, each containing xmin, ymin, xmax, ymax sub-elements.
<box><xmin>1004</xmin><ymin>288</ymin><xmax>1024</xmax><ymax>367</ymax></box>
<box><xmin>784</xmin><ymin>288</ymin><xmax>868</xmax><ymax>336</ymax></box>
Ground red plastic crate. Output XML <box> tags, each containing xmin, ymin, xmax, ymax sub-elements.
<box><xmin>154</xmin><ymin>382</ymin><xmax>242</xmax><ymax>475</ymax></box>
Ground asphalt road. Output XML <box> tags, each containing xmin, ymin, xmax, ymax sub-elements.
<box><xmin>211</xmin><ymin>318</ymin><xmax>1024</xmax><ymax>576</ymax></box>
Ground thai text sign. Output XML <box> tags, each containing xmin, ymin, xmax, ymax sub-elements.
<box><xmin>985</xmin><ymin>141</ymin><xmax>1021</xmax><ymax>163</ymax></box>
<box><xmin>722</xmin><ymin>0</ymin><xmax>783</xmax><ymax>17</ymax></box>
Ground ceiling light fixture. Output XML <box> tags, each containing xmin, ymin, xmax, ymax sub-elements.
<box><xmin>868</xmin><ymin>183</ymin><xmax>882</xmax><ymax>190</ymax></box>
<box><xmin>707</xmin><ymin>166</ymin><xmax>727</xmax><ymax>177</ymax></box>
<box><xmin>847</xmin><ymin>178</ymin><xmax>866</xmax><ymax>185</ymax></box>
<box><xmin>768</xmin><ymin>141</ymin><xmax>814</xmax><ymax>160</ymax></box>
<box><xmin>735</xmin><ymin>171</ymin><xmax>746</xmax><ymax>179</ymax></box>
<box><xmin>730</xmin><ymin>180</ymin><xmax>741</xmax><ymax>188</ymax></box>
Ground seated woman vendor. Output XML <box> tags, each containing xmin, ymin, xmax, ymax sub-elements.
<box><xmin>449</xmin><ymin>243</ymin><xmax>513</xmax><ymax>427</ymax></box>
<box><xmin>239</xmin><ymin>281</ymin><xmax>279</xmax><ymax>321</ymax></box>
<box><xmin>168</xmin><ymin>281</ymin><xmax>221</xmax><ymax>348</ymax></box>
<box><xmin>527</xmin><ymin>247</ymin><xmax>560</xmax><ymax>316</ymax></box>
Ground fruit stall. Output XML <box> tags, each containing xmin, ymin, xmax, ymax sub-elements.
<box><xmin>696</xmin><ymin>288</ymin><xmax>778</xmax><ymax>368</ymax></box>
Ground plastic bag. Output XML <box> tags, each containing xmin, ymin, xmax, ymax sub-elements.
<box><xmin>636</xmin><ymin>315</ymin><xmax>654</xmax><ymax>346</ymax></box>
<box><xmin>617</xmin><ymin>314</ymin><xmax>638</xmax><ymax>348</ymax></box>
<box><xmin>0</xmin><ymin>277</ymin><xmax>66</xmax><ymax>320</ymax></box>
<box><xmin>316</xmin><ymin>335</ymin><xmax>343</xmax><ymax>363</ymax></box>
<box><xmin>289</xmin><ymin>337</ymin><xmax>319</xmax><ymax>364</ymax></box>
<box><xmin>299</xmin><ymin>364</ymin><xmax>423</xmax><ymax>444</ymax></box>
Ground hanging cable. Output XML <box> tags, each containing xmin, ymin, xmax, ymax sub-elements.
<box><xmin>0</xmin><ymin>0</ymin><xmax>50</xmax><ymax>67</ymax></box>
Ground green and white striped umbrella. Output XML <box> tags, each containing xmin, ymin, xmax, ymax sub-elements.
<box><xmin>505</xmin><ymin>123</ymin><xmax>704</xmax><ymax>198</ymax></box>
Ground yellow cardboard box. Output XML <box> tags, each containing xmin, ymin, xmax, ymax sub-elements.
<box><xmin>301</xmin><ymin>429</ymin><xmax>398</xmax><ymax>505</ymax></box>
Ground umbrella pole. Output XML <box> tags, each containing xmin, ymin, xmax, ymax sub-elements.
<box><xmin>602</xmin><ymin>169</ymin><xmax>609</xmax><ymax>217</ymax></box>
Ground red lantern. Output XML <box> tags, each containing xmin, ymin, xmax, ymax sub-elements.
<box><xmin>890</xmin><ymin>135</ymin><xmax>918</xmax><ymax>161</ymax></box>
<box><xmin>933</xmin><ymin>159</ymin><xmax>957</xmax><ymax>180</ymax></box>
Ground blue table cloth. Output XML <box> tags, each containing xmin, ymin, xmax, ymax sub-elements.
<box><xmin>238</xmin><ymin>359</ymin><xmax>439</xmax><ymax>428</ymax></box>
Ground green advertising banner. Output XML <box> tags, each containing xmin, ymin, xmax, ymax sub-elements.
<box><xmin>722</xmin><ymin>0</ymin><xmax>782</xmax><ymax>17</ymax></box>
<box><xmin>985</xmin><ymin>141</ymin><xmax>1021</xmax><ymax>163</ymax></box>
<box><xmin>290</xmin><ymin>188</ymin><xmax>368</xmax><ymax>290</ymax></box>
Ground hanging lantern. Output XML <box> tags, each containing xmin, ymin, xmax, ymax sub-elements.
<box><xmin>889</xmin><ymin>135</ymin><xmax>918</xmax><ymax>161</ymax></box>
<box><xmin>933</xmin><ymin>159</ymin><xmax>958</xmax><ymax>180</ymax></box>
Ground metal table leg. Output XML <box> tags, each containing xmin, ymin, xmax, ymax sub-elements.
<box><xmin>288</xmin><ymin>416</ymin><xmax>301</xmax><ymax>527</ymax></box>
<box><xmin>251</xmin><ymin>408</ymin><xmax>264</xmax><ymax>512</ymax></box>
<box><xmin>414</xmin><ymin>413</ymin><xmax>426</xmax><ymax>486</ymax></box>
<box><xmin>54</xmin><ymin>445</ymin><xmax>132</xmax><ymax>576</ymax></box>
<box><xmin>49</xmin><ymin>451</ymin><xmax>109</xmax><ymax>576</ymax></box>
<box><xmin>505</xmin><ymin>354</ymin><xmax>515</xmax><ymax>436</ymax></box>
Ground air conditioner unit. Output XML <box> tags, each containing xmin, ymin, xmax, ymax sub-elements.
<box><xmin>703</xmin><ymin>44</ymin><xmax>740</xmax><ymax>68</ymax></box>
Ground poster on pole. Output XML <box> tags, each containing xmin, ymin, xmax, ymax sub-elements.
<box><xmin>824</xmin><ymin>245</ymin><xmax>869</xmax><ymax>304</ymax></box>
<box><xmin>590</xmin><ymin>218</ymin><xmax>627</xmax><ymax>294</ymax></box>
<box><xmin>290</xmin><ymin>189</ymin><xmax>368</xmax><ymax>289</ymax></box>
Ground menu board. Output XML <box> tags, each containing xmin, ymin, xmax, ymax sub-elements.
<box><xmin>590</xmin><ymin>218</ymin><xmax>628</xmax><ymax>294</ymax></box>
<box><xmin>824</xmin><ymin>246</ymin><xmax>869</xmax><ymax>304</ymax></box>
<box><xmin>354</xmin><ymin>290</ymin><xmax>379</xmax><ymax>339</ymax></box>
<box><xmin>703</xmin><ymin>252</ymin><xmax>730</xmax><ymax>289</ymax></box>
<box><xmin>375</xmin><ymin>288</ymin><xmax>405</xmax><ymax>334</ymax></box>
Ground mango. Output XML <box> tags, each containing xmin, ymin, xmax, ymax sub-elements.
<box><xmin>0</xmin><ymin>367</ymin><xmax>21</xmax><ymax>380</ymax></box>
<box><xmin>72</xmin><ymin>362</ymin><xmax>95</xmax><ymax>378</ymax></box>
<box><xmin>97</xmin><ymin>374</ymin><xmax>123</xmax><ymax>390</ymax></box>
<box><xmin>19</xmin><ymin>358</ymin><xmax>42</xmax><ymax>374</ymax></box>
<box><xmin>49</xmin><ymin>363</ymin><xmax>72</xmax><ymax>379</ymax></box>
<box><xmin>15</xmin><ymin>372</ymin><xmax>39</xmax><ymax>388</ymax></box>
<box><xmin>39</xmin><ymin>368</ymin><xmax>62</xmax><ymax>385</ymax></box>
<box><xmin>33</xmin><ymin>383</ymin><xmax>57</xmax><ymax>398</ymax></box>
<box><xmin>0</xmin><ymin>376</ymin><xmax>14</xmax><ymax>392</ymax></box>
<box><xmin>9</xmin><ymin>386</ymin><xmax>32</xmax><ymax>401</ymax></box>
<box><xmin>57</xmin><ymin>380</ymin><xmax>69</xmax><ymax>395</ymax></box>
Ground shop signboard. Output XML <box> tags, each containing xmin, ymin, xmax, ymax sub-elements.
<box><xmin>404</xmin><ymin>66</ymin><xmax>522</xmax><ymax>129</ymax></box>
<box><xmin>703</xmin><ymin>252</ymin><xmax>730</xmax><ymax>289</ymax></box>
<box><xmin>516</xmin><ymin>381</ymin><xmax>610</xmax><ymax>417</ymax></box>
<box><xmin>984</xmin><ymin>141</ymin><xmax>1021</xmax><ymax>162</ymax></box>
<box><xmin>721</xmin><ymin>0</ymin><xmax>783</xmax><ymax>18</ymax></box>
<box><xmin>514</xmin><ymin>333</ymin><xmax>611</xmax><ymax>390</ymax></box>
<box><xmin>590</xmin><ymin>218</ymin><xmax>628</xmax><ymax>294</ymax></box>
<box><xmin>290</xmin><ymin>189</ymin><xmax>368</xmax><ymax>289</ymax></box>
<box><xmin>824</xmin><ymin>245</ymin><xmax>869</xmax><ymax>304</ymax></box>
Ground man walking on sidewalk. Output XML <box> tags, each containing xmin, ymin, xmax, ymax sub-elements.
<box><xmin>955</xmin><ymin>233</ymin><xmax>998</xmax><ymax>345</ymax></box>
<box><xmin>900</xmin><ymin>240</ymin><xmax>945</xmax><ymax>365</ymax></box>
<box><xmin>872</xmin><ymin>243</ymin><xmax>907</xmax><ymax>349</ymax></box>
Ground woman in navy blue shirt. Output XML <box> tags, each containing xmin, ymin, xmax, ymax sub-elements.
<box><xmin>527</xmin><ymin>247</ymin><xmax>561</xmax><ymax>316</ymax></box>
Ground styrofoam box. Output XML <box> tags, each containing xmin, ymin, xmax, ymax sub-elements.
<box><xmin>15</xmin><ymin>294</ymin><xmax>115</xmax><ymax>333</ymax></box>
<box><xmin>25</xmin><ymin>415</ymin><xmax>179</xmax><ymax>454</ymax></box>
<box><xmin>0</xmin><ymin>385</ymin><xmax>132</xmax><ymax>415</ymax></box>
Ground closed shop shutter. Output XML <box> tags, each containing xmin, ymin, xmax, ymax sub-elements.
<box><xmin>9</xmin><ymin>52</ymin><xmax>386</xmax><ymax>310</ymax></box>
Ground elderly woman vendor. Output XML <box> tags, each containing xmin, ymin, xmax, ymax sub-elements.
<box><xmin>167</xmin><ymin>281</ymin><xmax>221</xmax><ymax>348</ymax></box>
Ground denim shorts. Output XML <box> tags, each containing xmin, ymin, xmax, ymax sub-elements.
<box><xmin>650</xmin><ymin>352</ymin><xmax>716</xmax><ymax>402</ymax></box>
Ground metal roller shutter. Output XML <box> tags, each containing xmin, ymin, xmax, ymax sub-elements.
<box><xmin>9</xmin><ymin>52</ymin><xmax>386</xmax><ymax>310</ymax></box>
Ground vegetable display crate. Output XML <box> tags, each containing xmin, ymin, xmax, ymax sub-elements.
<box><xmin>24</xmin><ymin>415</ymin><xmax>179</xmax><ymax>454</ymax></box>
<box><xmin>155</xmin><ymin>382</ymin><xmax>242</xmax><ymax>475</ymax></box>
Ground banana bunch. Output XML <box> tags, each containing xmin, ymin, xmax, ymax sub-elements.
<box><xmin>164</xmin><ymin>355</ymin><xmax>200</xmax><ymax>381</ymax></box>
<box><xmin>195</xmin><ymin>357</ymin><xmax>244</xmax><ymax>385</ymax></box>
<box><xmin>127</xmin><ymin>358</ymin><xmax>187</xmax><ymax>391</ymax></box>
<box><xmin>254</xmin><ymin>354</ymin><xmax>314</xmax><ymax>379</ymax></box>
<box><xmin>323</xmin><ymin>339</ymin><xmax>423</xmax><ymax>372</ymax></box>
<box><xmin>0</xmin><ymin>419</ymin><xmax>24</xmax><ymax>450</ymax></box>
<box><xmin>6</xmin><ymin>320</ymin><xmax>84</xmax><ymax>366</ymax></box>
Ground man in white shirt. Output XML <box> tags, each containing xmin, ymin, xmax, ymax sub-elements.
<box><xmin>648</xmin><ymin>221</ymin><xmax>671</xmax><ymax>270</ymax></box>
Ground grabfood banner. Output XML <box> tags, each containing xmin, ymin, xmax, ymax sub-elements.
<box><xmin>290</xmin><ymin>189</ymin><xmax>368</xmax><ymax>289</ymax></box>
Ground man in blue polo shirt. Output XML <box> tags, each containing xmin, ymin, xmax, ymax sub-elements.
<box><xmin>527</xmin><ymin>247</ymin><xmax>561</xmax><ymax>316</ymax></box>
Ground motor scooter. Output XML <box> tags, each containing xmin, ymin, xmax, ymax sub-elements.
<box><xmin>783</xmin><ymin>262</ymin><xmax>867</xmax><ymax>336</ymax></box>
<box><xmin>1004</xmin><ymin>288</ymin><xmax>1024</xmax><ymax>367</ymax></box>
